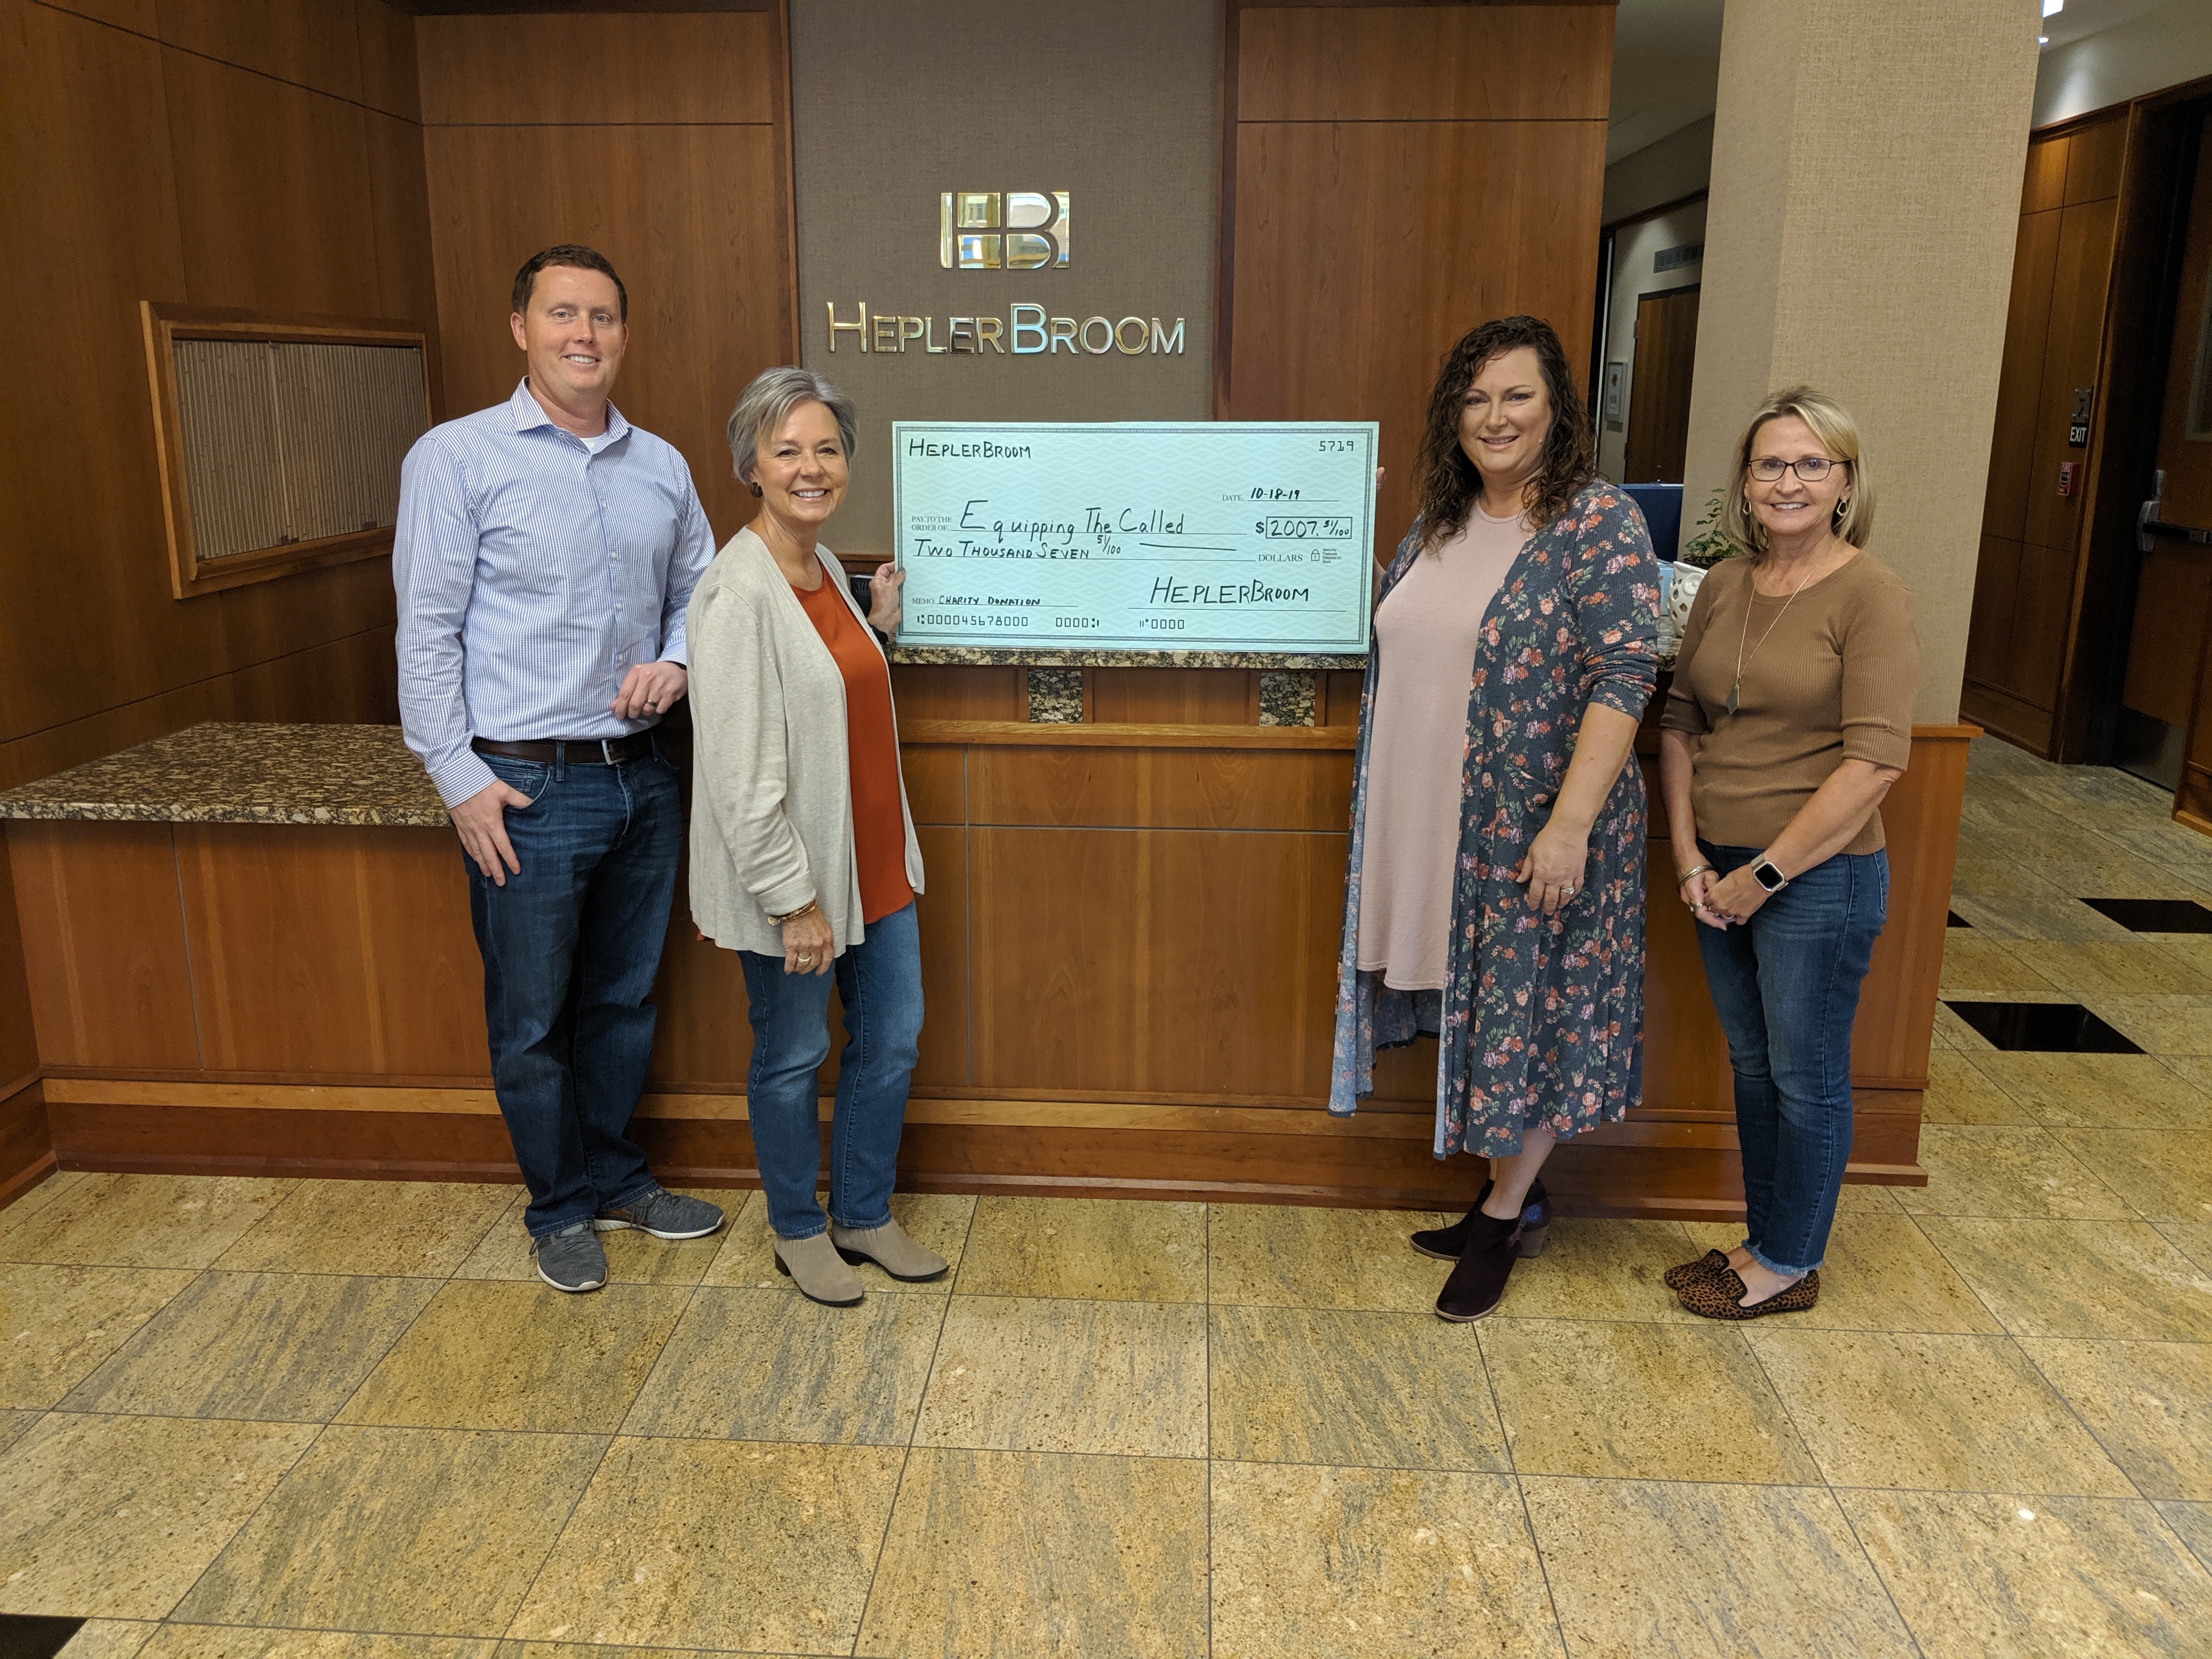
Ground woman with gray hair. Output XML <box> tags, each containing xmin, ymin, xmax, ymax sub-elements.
<box><xmin>685</xmin><ymin>366</ymin><xmax>937</xmax><ymax>1307</ymax></box>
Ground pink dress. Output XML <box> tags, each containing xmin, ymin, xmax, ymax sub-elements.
<box><xmin>1355</xmin><ymin>505</ymin><xmax>1529</xmax><ymax>990</ymax></box>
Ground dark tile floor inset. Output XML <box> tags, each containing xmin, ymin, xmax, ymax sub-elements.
<box><xmin>2078</xmin><ymin>896</ymin><xmax>2212</xmax><ymax>934</ymax></box>
<box><xmin>1946</xmin><ymin>910</ymin><xmax>1972</xmax><ymax>928</ymax></box>
<box><xmin>1942</xmin><ymin>1000</ymin><xmax>2143</xmax><ymax>1054</ymax></box>
<box><xmin>0</xmin><ymin>1616</ymin><xmax>86</xmax><ymax>1659</ymax></box>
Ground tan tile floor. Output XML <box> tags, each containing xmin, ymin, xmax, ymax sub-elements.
<box><xmin>1</xmin><ymin>738</ymin><xmax>2209</xmax><ymax>1656</ymax></box>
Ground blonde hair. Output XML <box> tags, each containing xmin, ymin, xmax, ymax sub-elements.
<box><xmin>1719</xmin><ymin>386</ymin><xmax>1874</xmax><ymax>558</ymax></box>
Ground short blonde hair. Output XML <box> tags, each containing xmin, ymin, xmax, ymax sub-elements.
<box><xmin>1720</xmin><ymin>386</ymin><xmax>1874</xmax><ymax>557</ymax></box>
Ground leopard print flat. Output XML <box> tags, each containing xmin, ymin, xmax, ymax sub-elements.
<box><xmin>1677</xmin><ymin>1266</ymin><xmax>1820</xmax><ymax>1321</ymax></box>
<box><xmin>1663</xmin><ymin>1250</ymin><xmax>1729</xmax><ymax>1290</ymax></box>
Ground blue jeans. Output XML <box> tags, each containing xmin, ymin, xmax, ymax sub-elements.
<box><xmin>468</xmin><ymin>746</ymin><xmax>680</xmax><ymax>1238</ymax></box>
<box><xmin>739</xmin><ymin>901</ymin><xmax>923</xmax><ymax>1240</ymax></box>
<box><xmin>1694</xmin><ymin>842</ymin><xmax>1888</xmax><ymax>1277</ymax></box>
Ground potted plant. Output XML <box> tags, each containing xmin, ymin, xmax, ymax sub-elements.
<box><xmin>1678</xmin><ymin>489</ymin><xmax>1734</xmax><ymax>569</ymax></box>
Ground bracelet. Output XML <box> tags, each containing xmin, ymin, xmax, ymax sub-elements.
<box><xmin>769</xmin><ymin>899</ymin><xmax>820</xmax><ymax>927</ymax></box>
<box><xmin>1675</xmin><ymin>865</ymin><xmax>1712</xmax><ymax>888</ymax></box>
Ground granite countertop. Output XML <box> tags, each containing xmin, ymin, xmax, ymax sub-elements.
<box><xmin>0</xmin><ymin>651</ymin><xmax>1676</xmax><ymax>826</ymax></box>
<box><xmin>0</xmin><ymin>723</ymin><xmax>449</xmax><ymax>827</ymax></box>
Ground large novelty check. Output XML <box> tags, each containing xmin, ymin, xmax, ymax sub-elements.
<box><xmin>890</xmin><ymin>421</ymin><xmax>1377</xmax><ymax>656</ymax></box>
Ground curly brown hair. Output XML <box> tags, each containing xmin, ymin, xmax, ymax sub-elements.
<box><xmin>1412</xmin><ymin>315</ymin><xmax>1594</xmax><ymax>552</ymax></box>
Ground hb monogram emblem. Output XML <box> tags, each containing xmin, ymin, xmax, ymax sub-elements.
<box><xmin>939</xmin><ymin>192</ymin><xmax>1071</xmax><ymax>270</ymax></box>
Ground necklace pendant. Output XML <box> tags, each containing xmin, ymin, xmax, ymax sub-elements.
<box><xmin>1726</xmin><ymin>680</ymin><xmax>1740</xmax><ymax>714</ymax></box>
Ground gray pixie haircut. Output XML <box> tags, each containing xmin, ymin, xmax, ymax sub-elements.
<box><xmin>726</xmin><ymin>366</ymin><xmax>858</xmax><ymax>486</ymax></box>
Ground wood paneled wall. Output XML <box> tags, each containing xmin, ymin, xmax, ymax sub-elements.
<box><xmin>416</xmin><ymin>4</ymin><xmax>795</xmax><ymax>545</ymax></box>
<box><xmin>0</xmin><ymin>0</ymin><xmax>430</xmax><ymax>797</ymax></box>
<box><xmin>3</xmin><ymin>0</ymin><xmax>804</xmax><ymax>801</ymax></box>
<box><xmin>0</xmin><ymin>861</ymin><xmax>35</xmax><ymax>1093</ymax></box>
<box><xmin>1962</xmin><ymin>114</ymin><xmax>2128</xmax><ymax>754</ymax></box>
<box><xmin>0</xmin><ymin>851</ymin><xmax>38</xmax><ymax>1194</ymax></box>
<box><xmin>1218</xmin><ymin>3</ymin><xmax>1612</xmax><ymax>563</ymax></box>
<box><xmin>2</xmin><ymin>0</ymin><xmax>436</xmax><ymax>1184</ymax></box>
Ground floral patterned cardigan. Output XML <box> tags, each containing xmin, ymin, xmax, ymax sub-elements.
<box><xmin>1328</xmin><ymin>481</ymin><xmax>1662</xmax><ymax>1159</ymax></box>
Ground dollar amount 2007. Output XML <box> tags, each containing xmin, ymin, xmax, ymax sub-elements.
<box><xmin>1256</xmin><ymin>516</ymin><xmax>1355</xmax><ymax>539</ymax></box>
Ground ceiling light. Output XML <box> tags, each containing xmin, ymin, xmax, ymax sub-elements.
<box><xmin>2038</xmin><ymin>33</ymin><xmax>2050</xmax><ymax>43</ymax></box>
<box><xmin>2042</xmin><ymin>0</ymin><xmax>2063</xmax><ymax>16</ymax></box>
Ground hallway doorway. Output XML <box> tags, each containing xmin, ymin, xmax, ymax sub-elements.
<box><xmin>2117</xmin><ymin>104</ymin><xmax>2212</xmax><ymax>791</ymax></box>
<box><xmin>1962</xmin><ymin>80</ymin><xmax>2212</xmax><ymax>838</ymax></box>
<box><xmin>1593</xmin><ymin>196</ymin><xmax>1706</xmax><ymax>514</ymax></box>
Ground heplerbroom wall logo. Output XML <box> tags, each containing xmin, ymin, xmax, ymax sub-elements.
<box><xmin>940</xmin><ymin>191</ymin><xmax>1071</xmax><ymax>270</ymax></box>
<box><xmin>822</xmin><ymin>187</ymin><xmax>1183</xmax><ymax>357</ymax></box>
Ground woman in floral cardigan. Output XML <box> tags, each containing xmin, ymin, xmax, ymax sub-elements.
<box><xmin>1330</xmin><ymin>314</ymin><xmax>1661</xmax><ymax>1321</ymax></box>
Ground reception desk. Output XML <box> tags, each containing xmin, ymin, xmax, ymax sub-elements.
<box><xmin>0</xmin><ymin>675</ymin><xmax>1967</xmax><ymax>1218</ymax></box>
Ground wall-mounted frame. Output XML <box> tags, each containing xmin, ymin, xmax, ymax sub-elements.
<box><xmin>141</xmin><ymin>301</ymin><xmax>439</xmax><ymax>599</ymax></box>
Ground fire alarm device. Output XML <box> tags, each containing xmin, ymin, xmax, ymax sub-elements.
<box><xmin>2058</xmin><ymin>461</ymin><xmax>2081</xmax><ymax>498</ymax></box>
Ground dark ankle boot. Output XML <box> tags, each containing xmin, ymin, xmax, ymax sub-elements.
<box><xmin>1410</xmin><ymin>1178</ymin><xmax>1551</xmax><ymax>1261</ymax></box>
<box><xmin>1435</xmin><ymin>1210</ymin><xmax>1522</xmax><ymax>1323</ymax></box>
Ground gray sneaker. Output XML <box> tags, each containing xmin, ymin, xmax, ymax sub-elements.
<box><xmin>594</xmin><ymin>1184</ymin><xmax>725</xmax><ymax>1242</ymax></box>
<box><xmin>532</xmin><ymin>1222</ymin><xmax>607</xmax><ymax>1293</ymax></box>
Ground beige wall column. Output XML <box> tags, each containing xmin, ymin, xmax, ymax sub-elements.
<box><xmin>1680</xmin><ymin>0</ymin><xmax>2041</xmax><ymax>722</ymax></box>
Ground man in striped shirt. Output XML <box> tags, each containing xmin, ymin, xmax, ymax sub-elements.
<box><xmin>394</xmin><ymin>244</ymin><xmax>725</xmax><ymax>1293</ymax></box>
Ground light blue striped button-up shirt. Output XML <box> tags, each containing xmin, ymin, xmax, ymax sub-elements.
<box><xmin>394</xmin><ymin>380</ymin><xmax>716</xmax><ymax>807</ymax></box>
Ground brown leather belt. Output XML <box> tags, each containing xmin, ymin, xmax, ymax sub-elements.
<box><xmin>472</xmin><ymin>735</ymin><xmax>656</xmax><ymax>765</ymax></box>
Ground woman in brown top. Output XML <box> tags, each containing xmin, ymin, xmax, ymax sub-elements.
<box><xmin>1657</xmin><ymin>387</ymin><xmax>1919</xmax><ymax>1319</ymax></box>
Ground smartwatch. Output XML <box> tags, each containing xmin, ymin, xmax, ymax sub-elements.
<box><xmin>1751</xmin><ymin>857</ymin><xmax>1790</xmax><ymax>894</ymax></box>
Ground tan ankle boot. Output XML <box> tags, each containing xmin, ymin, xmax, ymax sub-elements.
<box><xmin>830</xmin><ymin>1217</ymin><xmax>949</xmax><ymax>1282</ymax></box>
<box><xmin>774</xmin><ymin>1231</ymin><xmax>865</xmax><ymax>1306</ymax></box>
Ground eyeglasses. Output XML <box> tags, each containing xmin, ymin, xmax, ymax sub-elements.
<box><xmin>1748</xmin><ymin>456</ymin><xmax>1847</xmax><ymax>483</ymax></box>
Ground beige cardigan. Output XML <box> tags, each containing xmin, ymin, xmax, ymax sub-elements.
<box><xmin>685</xmin><ymin>527</ymin><xmax>924</xmax><ymax>958</ymax></box>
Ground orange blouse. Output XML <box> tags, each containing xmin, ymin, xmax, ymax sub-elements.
<box><xmin>792</xmin><ymin>577</ymin><xmax>913</xmax><ymax>924</ymax></box>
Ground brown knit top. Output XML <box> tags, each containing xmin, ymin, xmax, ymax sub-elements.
<box><xmin>1660</xmin><ymin>552</ymin><xmax>1920</xmax><ymax>855</ymax></box>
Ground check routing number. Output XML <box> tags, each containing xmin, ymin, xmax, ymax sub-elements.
<box><xmin>890</xmin><ymin>421</ymin><xmax>1378</xmax><ymax>654</ymax></box>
